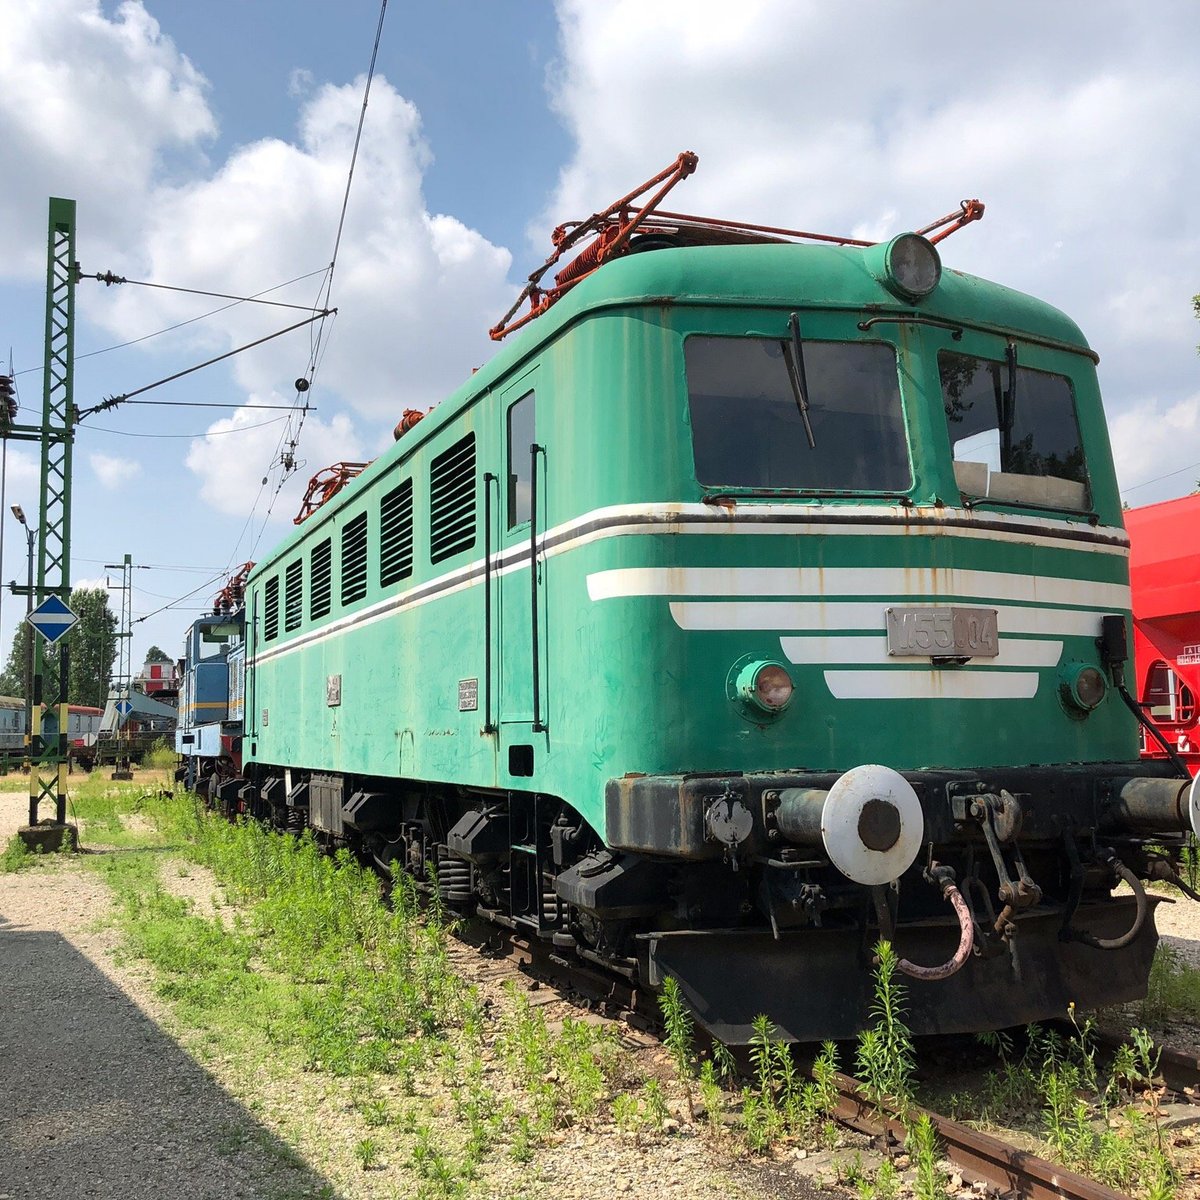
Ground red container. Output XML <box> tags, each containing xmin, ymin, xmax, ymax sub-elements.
<box><xmin>1127</xmin><ymin>494</ymin><xmax>1200</xmax><ymax>775</ymax></box>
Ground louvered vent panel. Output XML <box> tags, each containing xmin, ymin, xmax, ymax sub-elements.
<box><xmin>263</xmin><ymin>576</ymin><xmax>279</xmax><ymax>642</ymax></box>
<box><xmin>429</xmin><ymin>433</ymin><xmax>476</xmax><ymax>563</ymax></box>
<box><xmin>284</xmin><ymin>559</ymin><xmax>303</xmax><ymax>632</ymax></box>
<box><xmin>310</xmin><ymin>538</ymin><xmax>332</xmax><ymax>620</ymax></box>
<box><xmin>380</xmin><ymin>479</ymin><xmax>414</xmax><ymax>586</ymax></box>
<box><xmin>341</xmin><ymin>513</ymin><xmax>368</xmax><ymax>605</ymax></box>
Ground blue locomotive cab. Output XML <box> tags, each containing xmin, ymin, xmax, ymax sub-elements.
<box><xmin>175</xmin><ymin>609</ymin><xmax>244</xmax><ymax>792</ymax></box>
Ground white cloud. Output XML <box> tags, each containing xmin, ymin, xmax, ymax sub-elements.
<box><xmin>546</xmin><ymin>0</ymin><xmax>1200</xmax><ymax>478</ymax></box>
<box><xmin>288</xmin><ymin>67</ymin><xmax>315</xmax><ymax>99</ymax></box>
<box><xmin>0</xmin><ymin>0</ymin><xmax>215</xmax><ymax>277</ymax></box>
<box><xmin>72</xmin><ymin>576</ymin><xmax>111</xmax><ymax>594</ymax></box>
<box><xmin>0</xmin><ymin>448</ymin><xmax>42</xmax><ymax>498</ymax></box>
<box><xmin>2</xmin><ymin>2</ymin><xmax>515</xmax><ymax>539</ymax></box>
<box><xmin>92</xmin><ymin>74</ymin><xmax>514</xmax><ymax>425</ymax></box>
<box><xmin>1110</xmin><ymin>394</ymin><xmax>1200</xmax><ymax>502</ymax></box>
<box><xmin>90</xmin><ymin>451</ymin><xmax>140</xmax><ymax>489</ymax></box>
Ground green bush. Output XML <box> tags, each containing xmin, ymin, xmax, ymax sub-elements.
<box><xmin>143</xmin><ymin>737</ymin><xmax>178</xmax><ymax>771</ymax></box>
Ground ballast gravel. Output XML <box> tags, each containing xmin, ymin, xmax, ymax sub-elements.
<box><xmin>0</xmin><ymin>788</ymin><xmax>831</xmax><ymax>1200</ymax></box>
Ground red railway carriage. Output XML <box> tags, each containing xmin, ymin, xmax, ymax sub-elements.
<box><xmin>1127</xmin><ymin>494</ymin><xmax>1200</xmax><ymax>775</ymax></box>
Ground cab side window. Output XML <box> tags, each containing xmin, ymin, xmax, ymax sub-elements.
<box><xmin>507</xmin><ymin>390</ymin><xmax>535</xmax><ymax>529</ymax></box>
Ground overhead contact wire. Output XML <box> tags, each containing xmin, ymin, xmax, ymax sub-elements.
<box><xmin>275</xmin><ymin>0</ymin><xmax>389</xmax><ymax>487</ymax></box>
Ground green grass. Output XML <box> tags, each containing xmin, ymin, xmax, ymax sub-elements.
<box><xmin>72</xmin><ymin>790</ymin><xmax>664</xmax><ymax>1191</ymax></box>
<box><xmin>1140</xmin><ymin>942</ymin><xmax>1200</xmax><ymax>1025</ymax></box>
<box><xmin>0</xmin><ymin>833</ymin><xmax>36</xmax><ymax>872</ymax></box>
<box><xmin>958</xmin><ymin>1020</ymin><xmax>1178</xmax><ymax>1198</ymax></box>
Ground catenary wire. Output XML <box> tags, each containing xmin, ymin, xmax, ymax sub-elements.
<box><xmin>75</xmin><ymin>557</ymin><xmax>224</xmax><ymax>573</ymax></box>
<box><xmin>118</xmin><ymin>1</ymin><xmax>390</xmax><ymax>616</ymax></box>
<box><xmin>318</xmin><ymin>0</ymin><xmax>389</xmax><ymax>316</ymax></box>
<box><xmin>1121</xmin><ymin>459</ymin><xmax>1200</xmax><ymax>495</ymax></box>
<box><xmin>133</xmin><ymin>570</ymin><xmax>228</xmax><ymax>625</ymax></box>
<box><xmin>269</xmin><ymin>0</ymin><xmax>388</xmax><ymax>494</ymax></box>
<box><xmin>86</xmin><ymin>416</ymin><xmax>288</xmax><ymax>439</ymax></box>
<box><xmin>80</xmin><ymin>272</ymin><xmax>328</xmax><ymax>313</ymax></box>
<box><xmin>76</xmin><ymin>310</ymin><xmax>331</xmax><ymax>420</ymax></box>
<box><xmin>12</xmin><ymin>268</ymin><xmax>329</xmax><ymax>378</ymax></box>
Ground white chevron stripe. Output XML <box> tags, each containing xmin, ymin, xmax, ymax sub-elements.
<box><xmin>587</xmin><ymin>566</ymin><xmax>1130</xmax><ymax>609</ymax></box>
<box><xmin>669</xmin><ymin>601</ymin><xmax>1110</xmax><ymax>636</ymax></box>
<box><xmin>781</xmin><ymin>636</ymin><xmax>1063</xmax><ymax>668</ymax></box>
<box><xmin>823</xmin><ymin>670</ymin><xmax>1041</xmax><ymax>700</ymax></box>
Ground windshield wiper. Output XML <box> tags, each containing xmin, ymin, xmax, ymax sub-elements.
<box><xmin>782</xmin><ymin>310</ymin><xmax>816</xmax><ymax>449</ymax></box>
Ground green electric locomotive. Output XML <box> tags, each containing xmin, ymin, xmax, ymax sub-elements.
<box><xmin>231</xmin><ymin>164</ymin><xmax>1197</xmax><ymax>1041</ymax></box>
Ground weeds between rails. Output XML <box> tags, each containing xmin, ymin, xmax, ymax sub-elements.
<box><xmin>4</xmin><ymin>780</ymin><xmax>1191</xmax><ymax>1199</ymax></box>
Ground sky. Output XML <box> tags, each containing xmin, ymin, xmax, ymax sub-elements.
<box><xmin>0</xmin><ymin>0</ymin><xmax>1198</xmax><ymax>671</ymax></box>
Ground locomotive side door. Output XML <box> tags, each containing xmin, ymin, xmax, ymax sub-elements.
<box><xmin>496</xmin><ymin>374</ymin><xmax>547</xmax><ymax>766</ymax></box>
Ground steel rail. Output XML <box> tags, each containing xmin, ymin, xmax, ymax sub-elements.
<box><xmin>828</xmin><ymin>1072</ymin><xmax>1130</xmax><ymax>1200</ymax></box>
<box><xmin>1092</xmin><ymin>1028</ymin><xmax>1200</xmax><ymax>1094</ymax></box>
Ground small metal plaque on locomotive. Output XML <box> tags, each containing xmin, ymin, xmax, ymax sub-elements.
<box><xmin>885</xmin><ymin>606</ymin><xmax>999</xmax><ymax>658</ymax></box>
<box><xmin>326</xmin><ymin>674</ymin><xmax>342</xmax><ymax>706</ymax></box>
<box><xmin>458</xmin><ymin>678</ymin><xmax>478</xmax><ymax>712</ymax></box>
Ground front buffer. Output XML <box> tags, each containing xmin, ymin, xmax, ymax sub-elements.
<box><xmin>594</xmin><ymin>763</ymin><xmax>1194</xmax><ymax>1043</ymax></box>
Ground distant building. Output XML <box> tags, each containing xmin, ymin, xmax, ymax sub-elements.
<box><xmin>136</xmin><ymin>659</ymin><xmax>178</xmax><ymax>698</ymax></box>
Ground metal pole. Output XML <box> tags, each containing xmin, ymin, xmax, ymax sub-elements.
<box><xmin>23</xmin><ymin>524</ymin><xmax>33</xmax><ymax>823</ymax></box>
<box><xmin>29</xmin><ymin>197</ymin><xmax>76</xmax><ymax>833</ymax></box>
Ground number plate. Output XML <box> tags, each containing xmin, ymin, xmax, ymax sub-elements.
<box><xmin>885</xmin><ymin>607</ymin><xmax>999</xmax><ymax>658</ymax></box>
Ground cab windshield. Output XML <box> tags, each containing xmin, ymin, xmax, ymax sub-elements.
<box><xmin>939</xmin><ymin>351</ymin><xmax>1090</xmax><ymax>510</ymax></box>
<box><xmin>685</xmin><ymin>336</ymin><xmax>910</xmax><ymax>491</ymax></box>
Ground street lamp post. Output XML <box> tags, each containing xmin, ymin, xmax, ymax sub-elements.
<box><xmin>11</xmin><ymin>506</ymin><xmax>36</xmax><ymax>798</ymax></box>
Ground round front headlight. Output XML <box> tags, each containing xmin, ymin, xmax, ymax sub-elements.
<box><xmin>885</xmin><ymin>233</ymin><xmax>941</xmax><ymax>300</ymax></box>
<box><xmin>731</xmin><ymin>658</ymin><xmax>795</xmax><ymax>716</ymax></box>
<box><xmin>1059</xmin><ymin>663</ymin><xmax>1108</xmax><ymax>714</ymax></box>
<box><xmin>752</xmin><ymin>664</ymin><xmax>794</xmax><ymax>710</ymax></box>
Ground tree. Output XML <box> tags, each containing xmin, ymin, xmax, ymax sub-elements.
<box><xmin>0</xmin><ymin>621</ymin><xmax>33</xmax><ymax>697</ymax></box>
<box><xmin>144</xmin><ymin>644</ymin><xmax>172</xmax><ymax>664</ymax></box>
<box><xmin>69</xmin><ymin>588</ymin><xmax>118</xmax><ymax>708</ymax></box>
<box><xmin>0</xmin><ymin>587</ymin><xmax>116</xmax><ymax>705</ymax></box>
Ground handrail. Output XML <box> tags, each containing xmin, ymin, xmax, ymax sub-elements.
<box><xmin>530</xmin><ymin>444</ymin><xmax>546</xmax><ymax>732</ymax></box>
<box><xmin>482</xmin><ymin>472</ymin><xmax>497</xmax><ymax>735</ymax></box>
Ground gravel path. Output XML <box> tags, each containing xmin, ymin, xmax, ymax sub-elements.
<box><xmin>1155</xmin><ymin>893</ymin><xmax>1200</xmax><ymax>970</ymax></box>
<box><xmin>0</xmin><ymin>792</ymin><xmax>332</xmax><ymax>1200</ymax></box>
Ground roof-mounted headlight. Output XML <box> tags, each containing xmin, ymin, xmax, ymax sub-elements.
<box><xmin>865</xmin><ymin>233</ymin><xmax>942</xmax><ymax>302</ymax></box>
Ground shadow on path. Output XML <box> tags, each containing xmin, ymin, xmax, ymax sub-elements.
<box><xmin>0</xmin><ymin>914</ymin><xmax>342</xmax><ymax>1200</ymax></box>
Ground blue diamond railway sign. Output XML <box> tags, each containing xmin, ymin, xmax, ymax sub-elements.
<box><xmin>115</xmin><ymin>699</ymin><xmax>133</xmax><ymax>717</ymax></box>
<box><xmin>26</xmin><ymin>595</ymin><xmax>78</xmax><ymax>645</ymax></box>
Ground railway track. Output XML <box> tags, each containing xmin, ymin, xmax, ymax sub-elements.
<box><xmin>1095</xmin><ymin>1028</ymin><xmax>1200</xmax><ymax>1094</ymax></box>
<box><xmin>829</xmin><ymin>1072</ymin><xmax>1131</xmax><ymax>1200</ymax></box>
<box><xmin>460</xmin><ymin>915</ymin><xmax>1191</xmax><ymax>1200</ymax></box>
